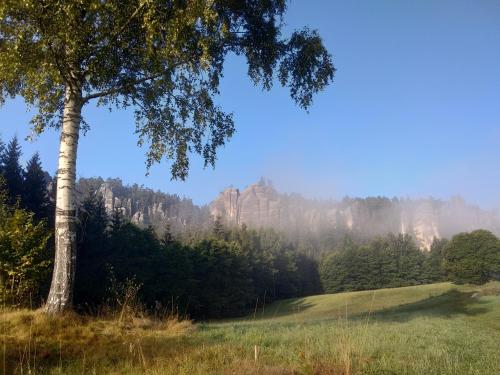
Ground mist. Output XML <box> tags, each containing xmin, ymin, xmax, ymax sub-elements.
<box><xmin>210</xmin><ymin>177</ymin><xmax>500</xmax><ymax>251</ymax></box>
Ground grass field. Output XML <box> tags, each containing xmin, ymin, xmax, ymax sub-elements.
<box><xmin>2</xmin><ymin>281</ymin><xmax>500</xmax><ymax>374</ymax></box>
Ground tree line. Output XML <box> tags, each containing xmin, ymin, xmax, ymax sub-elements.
<box><xmin>74</xmin><ymin>194</ymin><xmax>322</xmax><ymax>319</ymax></box>
<box><xmin>319</xmin><ymin>234</ymin><xmax>447</xmax><ymax>293</ymax></box>
<box><xmin>0</xmin><ymin>134</ymin><xmax>498</xmax><ymax>318</ymax></box>
<box><xmin>319</xmin><ymin>231</ymin><xmax>499</xmax><ymax>293</ymax></box>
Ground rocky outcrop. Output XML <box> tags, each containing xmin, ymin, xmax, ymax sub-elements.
<box><xmin>211</xmin><ymin>184</ymin><xmax>283</xmax><ymax>227</ymax></box>
<box><xmin>76</xmin><ymin>178</ymin><xmax>209</xmax><ymax>233</ymax></box>
<box><xmin>399</xmin><ymin>201</ymin><xmax>441</xmax><ymax>250</ymax></box>
<box><xmin>210</xmin><ymin>182</ymin><xmax>500</xmax><ymax>251</ymax></box>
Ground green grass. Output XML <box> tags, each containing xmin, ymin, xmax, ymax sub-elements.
<box><xmin>2</xmin><ymin>282</ymin><xmax>500</xmax><ymax>374</ymax></box>
<box><xmin>237</xmin><ymin>282</ymin><xmax>481</xmax><ymax>322</ymax></box>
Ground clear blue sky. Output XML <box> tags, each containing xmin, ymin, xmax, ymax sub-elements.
<box><xmin>1</xmin><ymin>0</ymin><xmax>500</xmax><ymax>209</ymax></box>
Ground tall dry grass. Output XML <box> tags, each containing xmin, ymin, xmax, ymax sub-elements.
<box><xmin>0</xmin><ymin>279</ymin><xmax>193</xmax><ymax>374</ymax></box>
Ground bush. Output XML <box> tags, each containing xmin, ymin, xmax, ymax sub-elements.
<box><xmin>0</xmin><ymin>194</ymin><xmax>52</xmax><ymax>307</ymax></box>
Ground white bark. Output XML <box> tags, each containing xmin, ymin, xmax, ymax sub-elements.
<box><xmin>45</xmin><ymin>86</ymin><xmax>82</xmax><ymax>314</ymax></box>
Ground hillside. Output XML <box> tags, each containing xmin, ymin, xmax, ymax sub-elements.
<box><xmin>238</xmin><ymin>282</ymin><xmax>500</xmax><ymax>324</ymax></box>
<box><xmin>4</xmin><ymin>282</ymin><xmax>500</xmax><ymax>374</ymax></box>
<box><xmin>203</xmin><ymin>282</ymin><xmax>500</xmax><ymax>374</ymax></box>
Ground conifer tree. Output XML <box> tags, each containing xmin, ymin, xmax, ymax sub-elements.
<box><xmin>0</xmin><ymin>136</ymin><xmax>24</xmax><ymax>204</ymax></box>
<box><xmin>74</xmin><ymin>194</ymin><xmax>110</xmax><ymax>306</ymax></box>
<box><xmin>23</xmin><ymin>152</ymin><xmax>50</xmax><ymax>220</ymax></box>
<box><xmin>212</xmin><ymin>216</ymin><xmax>226</xmax><ymax>240</ymax></box>
<box><xmin>109</xmin><ymin>208</ymin><xmax>124</xmax><ymax>235</ymax></box>
<box><xmin>161</xmin><ymin>222</ymin><xmax>174</xmax><ymax>246</ymax></box>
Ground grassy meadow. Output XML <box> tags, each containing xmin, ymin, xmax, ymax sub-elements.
<box><xmin>2</xmin><ymin>281</ymin><xmax>500</xmax><ymax>374</ymax></box>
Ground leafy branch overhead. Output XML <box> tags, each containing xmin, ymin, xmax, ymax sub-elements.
<box><xmin>0</xmin><ymin>0</ymin><xmax>335</xmax><ymax>179</ymax></box>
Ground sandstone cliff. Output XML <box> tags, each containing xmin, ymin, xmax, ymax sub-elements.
<box><xmin>210</xmin><ymin>181</ymin><xmax>500</xmax><ymax>250</ymax></box>
<box><xmin>76</xmin><ymin>177</ymin><xmax>210</xmax><ymax>233</ymax></box>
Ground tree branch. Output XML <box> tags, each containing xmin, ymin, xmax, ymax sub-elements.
<box><xmin>82</xmin><ymin>73</ymin><xmax>162</xmax><ymax>102</ymax></box>
<box><xmin>82</xmin><ymin>49</ymin><xmax>203</xmax><ymax>103</ymax></box>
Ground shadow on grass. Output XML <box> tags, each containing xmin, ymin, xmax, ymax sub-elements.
<box><xmin>365</xmin><ymin>290</ymin><xmax>489</xmax><ymax>322</ymax></box>
<box><xmin>253</xmin><ymin>289</ymin><xmax>491</xmax><ymax>324</ymax></box>
<box><xmin>260</xmin><ymin>298</ymin><xmax>316</xmax><ymax>319</ymax></box>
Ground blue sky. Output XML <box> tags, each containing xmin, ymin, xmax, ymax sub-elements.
<box><xmin>1</xmin><ymin>0</ymin><xmax>499</xmax><ymax>208</ymax></box>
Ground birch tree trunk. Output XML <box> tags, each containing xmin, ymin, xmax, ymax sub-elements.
<box><xmin>45</xmin><ymin>86</ymin><xmax>82</xmax><ymax>314</ymax></box>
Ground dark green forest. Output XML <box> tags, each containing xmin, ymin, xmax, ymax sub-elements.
<box><xmin>0</xmin><ymin>136</ymin><xmax>499</xmax><ymax>319</ymax></box>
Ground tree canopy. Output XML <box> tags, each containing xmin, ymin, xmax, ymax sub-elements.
<box><xmin>444</xmin><ymin>230</ymin><xmax>500</xmax><ymax>285</ymax></box>
<box><xmin>0</xmin><ymin>0</ymin><xmax>334</xmax><ymax>178</ymax></box>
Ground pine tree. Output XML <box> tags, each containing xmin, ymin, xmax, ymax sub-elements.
<box><xmin>212</xmin><ymin>216</ymin><xmax>226</xmax><ymax>240</ymax></box>
<box><xmin>0</xmin><ymin>136</ymin><xmax>23</xmax><ymax>204</ymax></box>
<box><xmin>74</xmin><ymin>194</ymin><xmax>110</xmax><ymax>307</ymax></box>
<box><xmin>109</xmin><ymin>208</ymin><xmax>124</xmax><ymax>235</ymax></box>
<box><xmin>421</xmin><ymin>238</ymin><xmax>448</xmax><ymax>283</ymax></box>
<box><xmin>161</xmin><ymin>222</ymin><xmax>174</xmax><ymax>246</ymax></box>
<box><xmin>23</xmin><ymin>152</ymin><xmax>50</xmax><ymax>220</ymax></box>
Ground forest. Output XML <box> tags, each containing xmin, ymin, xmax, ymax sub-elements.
<box><xmin>1</xmin><ymin>135</ymin><xmax>499</xmax><ymax>320</ymax></box>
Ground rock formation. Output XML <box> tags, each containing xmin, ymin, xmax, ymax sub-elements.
<box><xmin>210</xmin><ymin>181</ymin><xmax>500</xmax><ymax>251</ymax></box>
<box><xmin>76</xmin><ymin>177</ymin><xmax>209</xmax><ymax>234</ymax></box>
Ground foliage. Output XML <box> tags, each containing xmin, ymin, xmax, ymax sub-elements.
<box><xmin>320</xmin><ymin>230</ymin><xmax>500</xmax><ymax>293</ymax></box>
<box><xmin>0</xmin><ymin>135</ymin><xmax>52</xmax><ymax>223</ymax></box>
<box><xmin>189</xmin><ymin>238</ymin><xmax>253</xmax><ymax>318</ymax></box>
<box><xmin>0</xmin><ymin>0</ymin><xmax>334</xmax><ymax>178</ymax></box>
<box><xmin>444</xmin><ymin>230</ymin><xmax>500</xmax><ymax>285</ymax></box>
<box><xmin>1</xmin><ymin>135</ymin><xmax>499</xmax><ymax>319</ymax></box>
<box><xmin>212</xmin><ymin>215</ymin><xmax>225</xmax><ymax>239</ymax></box>
<box><xmin>0</xmin><ymin>186</ymin><xmax>52</xmax><ymax>306</ymax></box>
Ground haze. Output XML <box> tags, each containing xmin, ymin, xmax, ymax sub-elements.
<box><xmin>1</xmin><ymin>0</ymin><xmax>499</xmax><ymax>210</ymax></box>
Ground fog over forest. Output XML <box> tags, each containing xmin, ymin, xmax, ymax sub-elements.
<box><xmin>74</xmin><ymin>176</ymin><xmax>500</xmax><ymax>252</ymax></box>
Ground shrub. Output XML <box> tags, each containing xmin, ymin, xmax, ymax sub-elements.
<box><xmin>0</xmin><ymin>194</ymin><xmax>52</xmax><ymax>306</ymax></box>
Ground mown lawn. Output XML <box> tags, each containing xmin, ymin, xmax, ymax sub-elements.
<box><xmin>2</xmin><ymin>282</ymin><xmax>500</xmax><ymax>374</ymax></box>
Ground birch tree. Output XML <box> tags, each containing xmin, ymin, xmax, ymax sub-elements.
<box><xmin>0</xmin><ymin>0</ymin><xmax>335</xmax><ymax>314</ymax></box>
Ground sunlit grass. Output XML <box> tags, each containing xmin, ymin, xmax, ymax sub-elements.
<box><xmin>2</xmin><ymin>282</ymin><xmax>500</xmax><ymax>374</ymax></box>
